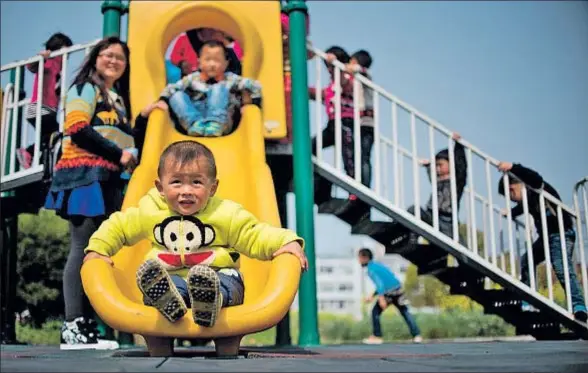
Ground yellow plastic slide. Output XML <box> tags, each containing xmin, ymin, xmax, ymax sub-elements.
<box><xmin>81</xmin><ymin>1</ymin><xmax>300</xmax><ymax>353</ymax></box>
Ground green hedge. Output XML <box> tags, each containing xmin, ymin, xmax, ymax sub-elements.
<box><xmin>243</xmin><ymin>310</ymin><xmax>515</xmax><ymax>346</ymax></box>
<box><xmin>18</xmin><ymin>310</ymin><xmax>515</xmax><ymax>346</ymax></box>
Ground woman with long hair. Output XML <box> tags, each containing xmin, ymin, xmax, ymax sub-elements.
<box><xmin>44</xmin><ymin>36</ymin><xmax>140</xmax><ymax>350</ymax></box>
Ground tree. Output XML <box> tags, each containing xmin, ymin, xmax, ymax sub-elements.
<box><xmin>16</xmin><ymin>210</ymin><xmax>69</xmax><ymax>326</ymax></box>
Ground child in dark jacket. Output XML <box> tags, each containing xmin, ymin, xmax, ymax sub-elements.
<box><xmin>346</xmin><ymin>50</ymin><xmax>375</xmax><ymax>191</ymax></box>
<box><xmin>396</xmin><ymin>133</ymin><xmax>467</xmax><ymax>246</ymax></box>
<box><xmin>497</xmin><ymin>161</ymin><xmax>587</xmax><ymax>322</ymax></box>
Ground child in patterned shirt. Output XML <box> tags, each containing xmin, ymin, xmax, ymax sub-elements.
<box><xmin>158</xmin><ymin>40</ymin><xmax>261</xmax><ymax>137</ymax></box>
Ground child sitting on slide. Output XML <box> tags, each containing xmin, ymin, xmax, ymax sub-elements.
<box><xmin>158</xmin><ymin>40</ymin><xmax>261</xmax><ymax>137</ymax></box>
<box><xmin>83</xmin><ymin>140</ymin><xmax>307</xmax><ymax>327</ymax></box>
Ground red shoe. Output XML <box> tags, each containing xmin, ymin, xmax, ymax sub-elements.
<box><xmin>16</xmin><ymin>148</ymin><xmax>32</xmax><ymax>169</ymax></box>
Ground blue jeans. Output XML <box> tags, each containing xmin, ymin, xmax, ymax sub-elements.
<box><xmin>169</xmin><ymin>269</ymin><xmax>245</xmax><ymax>308</ymax></box>
<box><xmin>521</xmin><ymin>230</ymin><xmax>586</xmax><ymax>311</ymax></box>
<box><xmin>372</xmin><ymin>288</ymin><xmax>420</xmax><ymax>337</ymax></box>
<box><xmin>168</xmin><ymin>85</ymin><xmax>231</xmax><ymax>137</ymax></box>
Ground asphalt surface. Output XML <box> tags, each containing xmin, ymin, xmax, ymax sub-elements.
<box><xmin>1</xmin><ymin>340</ymin><xmax>588</xmax><ymax>372</ymax></box>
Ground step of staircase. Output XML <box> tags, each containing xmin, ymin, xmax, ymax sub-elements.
<box><xmin>318</xmin><ymin>198</ymin><xmax>370</xmax><ymax>227</ymax></box>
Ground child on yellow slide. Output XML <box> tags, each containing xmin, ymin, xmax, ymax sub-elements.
<box><xmin>83</xmin><ymin>140</ymin><xmax>307</xmax><ymax>327</ymax></box>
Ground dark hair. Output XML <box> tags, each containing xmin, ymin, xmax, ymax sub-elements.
<box><xmin>435</xmin><ymin>149</ymin><xmax>449</xmax><ymax>162</ymax></box>
<box><xmin>70</xmin><ymin>36</ymin><xmax>131</xmax><ymax>120</ymax></box>
<box><xmin>158</xmin><ymin>140</ymin><xmax>217</xmax><ymax>179</ymax></box>
<box><xmin>498</xmin><ymin>177</ymin><xmax>522</xmax><ymax>196</ymax></box>
<box><xmin>325</xmin><ymin>46</ymin><xmax>350</xmax><ymax>64</ymax></box>
<box><xmin>351</xmin><ymin>50</ymin><xmax>372</xmax><ymax>69</ymax></box>
<box><xmin>358</xmin><ymin>248</ymin><xmax>373</xmax><ymax>260</ymax></box>
<box><xmin>199</xmin><ymin>40</ymin><xmax>229</xmax><ymax>61</ymax></box>
<box><xmin>45</xmin><ymin>32</ymin><xmax>73</xmax><ymax>51</ymax></box>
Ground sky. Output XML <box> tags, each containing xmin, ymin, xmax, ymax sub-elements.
<box><xmin>1</xmin><ymin>1</ymin><xmax>587</xmax><ymax>259</ymax></box>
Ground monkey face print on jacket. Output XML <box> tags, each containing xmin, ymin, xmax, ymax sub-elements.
<box><xmin>153</xmin><ymin>215</ymin><xmax>217</xmax><ymax>269</ymax></box>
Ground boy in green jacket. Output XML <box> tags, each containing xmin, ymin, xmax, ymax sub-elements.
<box><xmin>84</xmin><ymin>140</ymin><xmax>307</xmax><ymax>327</ymax></box>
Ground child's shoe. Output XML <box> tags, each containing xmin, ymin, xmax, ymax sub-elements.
<box><xmin>136</xmin><ymin>259</ymin><xmax>187</xmax><ymax>323</ymax></box>
<box><xmin>187</xmin><ymin>265</ymin><xmax>222</xmax><ymax>327</ymax></box>
<box><xmin>60</xmin><ymin>316</ymin><xmax>119</xmax><ymax>350</ymax></box>
<box><xmin>573</xmin><ymin>305</ymin><xmax>587</xmax><ymax>323</ymax></box>
<box><xmin>362</xmin><ymin>335</ymin><xmax>383</xmax><ymax>345</ymax></box>
<box><xmin>188</xmin><ymin>121</ymin><xmax>224</xmax><ymax>137</ymax></box>
<box><xmin>16</xmin><ymin>148</ymin><xmax>32</xmax><ymax>169</ymax></box>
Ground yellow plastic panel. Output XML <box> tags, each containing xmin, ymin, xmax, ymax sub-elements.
<box><xmin>128</xmin><ymin>0</ymin><xmax>286</xmax><ymax>139</ymax></box>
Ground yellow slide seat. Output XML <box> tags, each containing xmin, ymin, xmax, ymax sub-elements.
<box><xmin>81</xmin><ymin>1</ymin><xmax>298</xmax><ymax>357</ymax></box>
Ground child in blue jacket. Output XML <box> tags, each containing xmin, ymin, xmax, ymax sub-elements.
<box><xmin>358</xmin><ymin>248</ymin><xmax>422</xmax><ymax>344</ymax></box>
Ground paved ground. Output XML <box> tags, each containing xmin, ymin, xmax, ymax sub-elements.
<box><xmin>1</xmin><ymin>340</ymin><xmax>588</xmax><ymax>372</ymax></box>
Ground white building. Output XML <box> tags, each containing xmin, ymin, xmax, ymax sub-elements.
<box><xmin>290</xmin><ymin>245</ymin><xmax>411</xmax><ymax>320</ymax></box>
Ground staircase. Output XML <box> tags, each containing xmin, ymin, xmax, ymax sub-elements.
<box><xmin>307</xmin><ymin>46</ymin><xmax>588</xmax><ymax>339</ymax></box>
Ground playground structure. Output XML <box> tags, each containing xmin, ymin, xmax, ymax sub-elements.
<box><xmin>1</xmin><ymin>0</ymin><xmax>588</xmax><ymax>358</ymax></box>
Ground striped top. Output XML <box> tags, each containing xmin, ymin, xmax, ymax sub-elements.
<box><xmin>50</xmin><ymin>83</ymin><xmax>135</xmax><ymax>191</ymax></box>
<box><xmin>310</xmin><ymin>71</ymin><xmax>355</xmax><ymax>121</ymax></box>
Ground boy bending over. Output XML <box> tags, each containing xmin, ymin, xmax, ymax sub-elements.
<box><xmin>84</xmin><ymin>141</ymin><xmax>307</xmax><ymax>327</ymax></box>
<box><xmin>159</xmin><ymin>40</ymin><xmax>261</xmax><ymax>137</ymax></box>
<box><xmin>358</xmin><ymin>248</ymin><xmax>422</xmax><ymax>344</ymax></box>
<box><xmin>497</xmin><ymin>161</ymin><xmax>587</xmax><ymax>322</ymax></box>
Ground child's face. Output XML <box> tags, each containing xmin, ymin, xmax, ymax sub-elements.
<box><xmin>199</xmin><ymin>45</ymin><xmax>228</xmax><ymax>78</ymax></box>
<box><xmin>155</xmin><ymin>156</ymin><xmax>219</xmax><ymax>216</ymax></box>
<box><xmin>436</xmin><ymin>159</ymin><xmax>450</xmax><ymax>179</ymax></box>
<box><xmin>358</xmin><ymin>255</ymin><xmax>369</xmax><ymax>267</ymax></box>
<box><xmin>507</xmin><ymin>183</ymin><xmax>523</xmax><ymax>202</ymax></box>
<box><xmin>350</xmin><ymin>57</ymin><xmax>359</xmax><ymax>67</ymax></box>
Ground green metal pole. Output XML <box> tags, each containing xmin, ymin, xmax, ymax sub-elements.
<box><xmin>285</xmin><ymin>0</ymin><xmax>320</xmax><ymax>346</ymax></box>
<box><xmin>100</xmin><ymin>0</ymin><xmax>134</xmax><ymax>347</ymax></box>
<box><xmin>101</xmin><ymin>0</ymin><xmax>127</xmax><ymax>38</ymax></box>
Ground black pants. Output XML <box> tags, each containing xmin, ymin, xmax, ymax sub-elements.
<box><xmin>25</xmin><ymin>112</ymin><xmax>59</xmax><ymax>155</ymax></box>
<box><xmin>311</xmin><ymin>118</ymin><xmax>374</xmax><ymax>202</ymax></box>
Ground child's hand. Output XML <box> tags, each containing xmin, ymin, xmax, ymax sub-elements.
<box><xmin>140</xmin><ymin>101</ymin><xmax>168</xmax><ymax>117</ymax></box>
<box><xmin>419</xmin><ymin>158</ymin><xmax>431</xmax><ymax>167</ymax></box>
<box><xmin>325</xmin><ymin>53</ymin><xmax>337</xmax><ymax>64</ymax></box>
<box><xmin>156</xmin><ymin>100</ymin><xmax>169</xmax><ymax>112</ymax></box>
<box><xmin>377</xmin><ymin>295</ymin><xmax>388</xmax><ymax>309</ymax></box>
<box><xmin>452</xmin><ymin>132</ymin><xmax>461</xmax><ymax>141</ymax></box>
<box><xmin>241</xmin><ymin>91</ymin><xmax>252</xmax><ymax>106</ymax></box>
<box><xmin>120</xmin><ymin>149</ymin><xmax>138</xmax><ymax>169</ymax></box>
<box><xmin>39</xmin><ymin>50</ymin><xmax>51</xmax><ymax>59</ymax></box>
<box><xmin>498</xmin><ymin>161</ymin><xmax>513</xmax><ymax>173</ymax></box>
<box><xmin>272</xmin><ymin>241</ymin><xmax>308</xmax><ymax>271</ymax></box>
<box><xmin>364</xmin><ymin>295</ymin><xmax>374</xmax><ymax>304</ymax></box>
<box><xmin>83</xmin><ymin>251</ymin><xmax>113</xmax><ymax>266</ymax></box>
